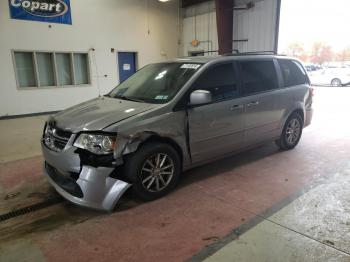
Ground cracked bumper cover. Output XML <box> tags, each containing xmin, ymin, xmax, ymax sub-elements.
<box><xmin>41</xmin><ymin>141</ymin><xmax>131</xmax><ymax>211</ymax></box>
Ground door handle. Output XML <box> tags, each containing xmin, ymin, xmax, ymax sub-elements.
<box><xmin>246</xmin><ymin>101</ymin><xmax>260</xmax><ymax>107</ymax></box>
<box><xmin>229</xmin><ymin>104</ymin><xmax>243</xmax><ymax>111</ymax></box>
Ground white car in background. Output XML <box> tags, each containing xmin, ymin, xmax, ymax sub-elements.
<box><xmin>310</xmin><ymin>68</ymin><xmax>350</xmax><ymax>86</ymax></box>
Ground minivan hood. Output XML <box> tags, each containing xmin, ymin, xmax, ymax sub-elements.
<box><xmin>53</xmin><ymin>97</ymin><xmax>154</xmax><ymax>133</ymax></box>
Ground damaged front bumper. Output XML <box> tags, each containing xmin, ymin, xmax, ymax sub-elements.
<box><xmin>41</xmin><ymin>140</ymin><xmax>131</xmax><ymax>211</ymax></box>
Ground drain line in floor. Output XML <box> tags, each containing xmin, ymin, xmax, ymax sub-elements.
<box><xmin>0</xmin><ymin>197</ymin><xmax>64</xmax><ymax>222</ymax></box>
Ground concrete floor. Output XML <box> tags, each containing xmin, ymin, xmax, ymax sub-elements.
<box><xmin>0</xmin><ymin>87</ymin><xmax>350</xmax><ymax>261</ymax></box>
<box><xmin>0</xmin><ymin>115</ymin><xmax>47</xmax><ymax>164</ymax></box>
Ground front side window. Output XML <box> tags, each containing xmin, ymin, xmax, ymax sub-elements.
<box><xmin>191</xmin><ymin>63</ymin><xmax>238</xmax><ymax>102</ymax></box>
<box><xmin>278</xmin><ymin>59</ymin><xmax>309</xmax><ymax>87</ymax></box>
<box><xmin>239</xmin><ymin>60</ymin><xmax>279</xmax><ymax>95</ymax></box>
<box><xmin>109</xmin><ymin>63</ymin><xmax>202</xmax><ymax>104</ymax></box>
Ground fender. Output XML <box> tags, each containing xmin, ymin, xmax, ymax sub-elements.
<box><xmin>280</xmin><ymin>102</ymin><xmax>305</xmax><ymax>130</ymax></box>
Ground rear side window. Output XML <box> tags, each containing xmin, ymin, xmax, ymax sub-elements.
<box><xmin>239</xmin><ymin>60</ymin><xmax>278</xmax><ymax>95</ymax></box>
<box><xmin>278</xmin><ymin>59</ymin><xmax>308</xmax><ymax>87</ymax></box>
<box><xmin>193</xmin><ymin>63</ymin><xmax>239</xmax><ymax>102</ymax></box>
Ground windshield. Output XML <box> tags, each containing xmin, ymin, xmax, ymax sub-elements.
<box><xmin>108</xmin><ymin>62</ymin><xmax>202</xmax><ymax>104</ymax></box>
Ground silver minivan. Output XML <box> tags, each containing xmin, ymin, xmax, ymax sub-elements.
<box><xmin>41</xmin><ymin>54</ymin><xmax>313</xmax><ymax>211</ymax></box>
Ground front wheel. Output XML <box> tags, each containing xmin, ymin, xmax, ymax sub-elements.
<box><xmin>275</xmin><ymin>113</ymin><xmax>303</xmax><ymax>150</ymax></box>
<box><xmin>331</xmin><ymin>78</ymin><xmax>342</xmax><ymax>87</ymax></box>
<box><xmin>123</xmin><ymin>142</ymin><xmax>181</xmax><ymax>201</ymax></box>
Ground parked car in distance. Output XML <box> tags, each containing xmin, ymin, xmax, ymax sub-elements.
<box><xmin>305</xmin><ymin>64</ymin><xmax>318</xmax><ymax>72</ymax></box>
<box><xmin>310</xmin><ymin>67</ymin><xmax>350</xmax><ymax>86</ymax></box>
<box><xmin>304</xmin><ymin>63</ymin><xmax>323</xmax><ymax>77</ymax></box>
<box><xmin>41</xmin><ymin>54</ymin><xmax>313</xmax><ymax>211</ymax></box>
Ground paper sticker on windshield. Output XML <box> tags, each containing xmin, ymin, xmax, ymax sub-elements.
<box><xmin>180</xmin><ymin>64</ymin><xmax>201</xmax><ymax>70</ymax></box>
<box><xmin>155</xmin><ymin>95</ymin><xmax>169</xmax><ymax>100</ymax></box>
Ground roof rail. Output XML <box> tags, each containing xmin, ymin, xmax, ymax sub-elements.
<box><xmin>184</xmin><ymin>49</ymin><xmax>285</xmax><ymax>57</ymax></box>
<box><xmin>223</xmin><ymin>50</ymin><xmax>279</xmax><ymax>56</ymax></box>
<box><xmin>187</xmin><ymin>50</ymin><xmax>219</xmax><ymax>56</ymax></box>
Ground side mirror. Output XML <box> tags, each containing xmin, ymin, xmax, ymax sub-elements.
<box><xmin>189</xmin><ymin>90</ymin><xmax>212</xmax><ymax>106</ymax></box>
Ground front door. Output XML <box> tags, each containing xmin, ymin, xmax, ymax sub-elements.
<box><xmin>188</xmin><ymin>62</ymin><xmax>245</xmax><ymax>163</ymax></box>
<box><xmin>117</xmin><ymin>52</ymin><xmax>136</xmax><ymax>83</ymax></box>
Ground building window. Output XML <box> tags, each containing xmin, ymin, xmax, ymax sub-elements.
<box><xmin>74</xmin><ymin>53</ymin><xmax>89</xmax><ymax>85</ymax></box>
<box><xmin>37</xmin><ymin>52</ymin><xmax>55</xmax><ymax>86</ymax></box>
<box><xmin>13</xmin><ymin>51</ymin><xmax>90</xmax><ymax>88</ymax></box>
<box><xmin>14</xmin><ymin>52</ymin><xmax>36</xmax><ymax>88</ymax></box>
<box><xmin>56</xmin><ymin>53</ymin><xmax>73</xmax><ymax>86</ymax></box>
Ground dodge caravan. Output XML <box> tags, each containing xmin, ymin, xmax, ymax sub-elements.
<box><xmin>41</xmin><ymin>54</ymin><xmax>313</xmax><ymax>211</ymax></box>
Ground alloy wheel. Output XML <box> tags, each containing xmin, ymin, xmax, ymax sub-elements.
<box><xmin>285</xmin><ymin>118</ymin><xmax>301</xmax><ymax>146</ymax></box>
<box><xmin>140</xmin><ymin>153</ymin><xmax>175</xmax><ymax>192</ymax></box>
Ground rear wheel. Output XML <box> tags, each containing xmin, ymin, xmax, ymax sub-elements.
<box><xmin>275</xmin><ymin>113</ymin><xmax>303</xmax><ymax>150</ymax></box>
<box><xmin>123</xmin><ymin>142</ymin><xmax>181</xmax><ymax>201</ymax></box>
<box><xmin>331</xmin><ymin>78</ymin><xmax>342</xmax><ymax>87</ymax></box>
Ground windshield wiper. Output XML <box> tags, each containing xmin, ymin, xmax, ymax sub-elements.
<box><xmin>114</xmin><ymin>95</ymin><xmax>145</xmax><ymax>103</ymax></box>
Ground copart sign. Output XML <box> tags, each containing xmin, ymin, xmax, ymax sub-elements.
<box><xmin>9</xmin><ymin>0</ymin><xmax>72</xmax><ymax>24</ymax></box>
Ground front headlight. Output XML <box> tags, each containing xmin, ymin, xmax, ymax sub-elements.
<box><xmin>74</xmin><ymin>133</ymin><xmax>117</xmax><ymax>155</ymax></box>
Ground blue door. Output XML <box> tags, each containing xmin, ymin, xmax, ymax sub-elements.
<box><xmin>117</xmin><ymin>52</ymin><xmax>136</xmax><ymax>83</ymax></box>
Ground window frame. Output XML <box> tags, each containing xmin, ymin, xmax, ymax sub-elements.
<box><xmin>35</xmin><ymin>51</ymin><xmax>56</xmax><ymax>87</ymax></box>
<box><xmin>236</xmin><ymin>58</ymin><xmax>281</xmax><ymax>97</ymax></box>
<box><xmin>12</xmin><ymin>50</ymin><xmax>91</xmax><ymax>90</ymax></box>
<box><xmin>277</xmin><ymin>58</ymin><xmax>311</xmax><ymax>88</ymax></box>
<box><xmin>12</xmin><ymin>50</ymin><xmax>38</xmax><ymax>88</ymax></box>
<box><xmin>174</xmin><ymin>58</ymin><xmax>286</xmax><ymax>111</ymax></box>
<box><xmin>184</xmin><ymin>61</ymin><xmax>242</xmax><ymax>108</ymax></box>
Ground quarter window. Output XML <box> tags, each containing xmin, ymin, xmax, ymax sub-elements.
<box><xmin>13</xmin><ymin>51</ymin><xmax>90</xmax><ymax>88</ymax></box>
<box><xmin>192</xmin><ymin>63</ymin><xmax>238</xmax><ymax>102</ymax></box>
<box><xmin>278</xmin><ymin>59</ymin><xmax>309</xmax><ymax>87</ymax></box>
<box><xmin>239</xmin><ymin>60</ymin><xmax>278</xmax><ymax>95</ymax></box>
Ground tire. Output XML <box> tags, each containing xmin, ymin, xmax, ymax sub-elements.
<box><xmin>331</xmin><ymin>78</ymin><xmax>342</xmax><ymax>87</ymax></box>
<box><xmin>123</xmin><ymin>142</ymin><xmax>181</xmax><ymax>201</ymax></box>
<box><xmin>275</xmin><ymin>113</ymin><xmax>303</xmax><ymax>150</ymax></box>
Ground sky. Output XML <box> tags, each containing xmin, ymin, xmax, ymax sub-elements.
<box><xmin>278</xmin><ymin>0</ymin><xmax>350</xmax><ymax>53</ymax></box>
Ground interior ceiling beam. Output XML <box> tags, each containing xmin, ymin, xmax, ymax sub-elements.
<box><xmin>181</xmin><ymin>0</ymin><xmax>211</xmax><ymax>8</ymax></box>
<box><xmin>182</xmin><ymin>0</ymin><xmax>255</xmax><ymax>8</ymax></box>
<box><xmin>215</xmin><ymin>0</ymin><xmax>234</xmax><ymax>54</ymax></box>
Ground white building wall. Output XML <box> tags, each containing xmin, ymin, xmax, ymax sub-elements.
<box><xmin>234</xmin><ymin>0</ymin><xmax>278</xmax><ymax>52</ymax></box>
<box><xmin>182</xmin><ymin>0</ymin><xmax>278</xmax><ymax>56</ymax></box>
<box><xmin>0</xmin><ymin>0</ymin><xmax>180</xmax><ymax>116</ymax></box>
<box><xmin>182</xmin><ymin>2</ymin><xmax>218</xmax><ymax>56</ymax></box>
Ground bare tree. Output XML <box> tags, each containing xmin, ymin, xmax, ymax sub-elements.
<box><xmin>336</xmin><ymin>47</ymin><xmax>350</xmax><ymax>63</ymax></box>
<box><xmin>286</xmin><ymin>42</ymin><xmax>308</xmax><ymax>61</ymax></box>
<box><xmin>310</xmin><ymin>42</ymin><xmax>334</xmax><ymax>65</ymax></box>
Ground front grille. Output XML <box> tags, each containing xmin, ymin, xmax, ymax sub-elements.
<box><xmin>44</xmin><ymin>124</ymin><xmax>72</xmax><ymax>152</ymax></box>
